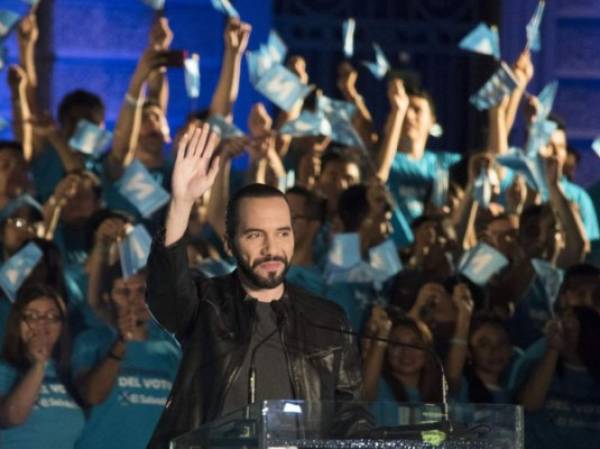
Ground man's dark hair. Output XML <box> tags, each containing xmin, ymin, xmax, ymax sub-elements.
<box><xmin>187</xmin><ymin>109</ymin><xmax>210</xmax><ymax>122</ymax></box>
<box><xmin>0</xmin><ymin>140</ymin><xmax>23</xmax><ymax>156</ymax></box>
<box><xmin>519</xmin><ymin>204</ymin><xmax>551</xmax><ymax>241</ymax></box>
<box><xmin>337</xmin><ymin>184</ymin><xmax>369</xmax><ymax>232</ymax></box>
<box><xmin>286</xmin><ymin>186</ymin><xmax>326</xmax><ymax>223</ymax></box>
<box><xmin>405</xmin><ymin>85</ymin><xmax>437</xmax><ymax>119</ymax></box>
<box><xmin>225</xmin><ymin>183</ymin><xmax>289</xmax><ymax>241</ymax></box>
<box><xmin>560</xmin><ymin>263</ymin><xmax>600</xmax><ymax>296</ymax></box>
<box><xmin>58</xmin><ymin>89</ymin><xmax>105</xmax><ymax>127</ymax></box>
<box><xmin>547</xmin><ymin>112</ymin><xmax>566</xmax><ymax>132</ymax></box>
<box><xmin>320</xmin><ymin>146</ymin><xmax>363</xmax><ymax>177</ymax></box>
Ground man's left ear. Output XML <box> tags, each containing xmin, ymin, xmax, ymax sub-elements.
<box><xmin>224</xmin><ymin>237</ymin><xmax>234</xmax><ymax>257</ymax></box>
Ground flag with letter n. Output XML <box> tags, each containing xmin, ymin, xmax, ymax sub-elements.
<box><xmin>254</xmin><ymin>64</ymin><xmax>311</xmax><ymax>112</ymax></box>
<box><xmin>0</xmin><ymin>242</ymin><xmax>43</xmax><ymax>302</ymax></box>
<box><xmin>119</xmin><ymin>224</ymin><xmax>152</xmax><ymax>279</ymax></box>
<box><xmin>117</xmin><ymin>160</ymin><xmax>170</xmax><ymax>218</ymax></box>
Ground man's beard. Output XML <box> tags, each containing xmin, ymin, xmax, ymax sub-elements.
<box><xmin>232</xmin><ymin>245</ymin><xmax>290</xmax><ymax>289</ymax></box>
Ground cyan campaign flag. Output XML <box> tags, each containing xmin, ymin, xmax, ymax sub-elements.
<box><xmin>531</xmin><ymin>258</ymin><xmax>563</xmax><ymax>315</ymax></box>
<box><xmin>184</xmin><ymin>53</ymin><xmax>200</xmax><ymax>99</ymax></box>
<box><xmin>473</xmin><ymin>167</ymin><xmax>492</xmax><ymax>209</ymax></box>
<box><xmin>458</xmin><ymin>242</ymin><xmax>509</xmax><ymax>285</ymax></box>
<box><xmin>342</xmin><ymin>18</ymin><xmax>356</xmax><ymax>58</ymax></box>
<box><xmin>119</xmin><ymin>224</ymin><xmax>152</xmax><ymax>279</ymax></box>
<box><xmin>279</xmin><ymin>110</ymin><xmax>332</xmax><ymax>137</ymax></box>
<box><xmin>524</xmin><ymin>118</ymin><xmax>557</xmax><ymax>158</ymax></box>
<box><xmin>140</xmin><ymin>0</ymin><xmax>165</xmax><ymax>10</ymax></box>
<box><xmin>117</xmin><ymin>160</ymin><xmax>170</xmax><ymax>218</ymax></box>
<box><xmin>68</xmin><ymin>119</ymin><xmax>113</xmax><ymax>158</ymax></box>
<box><xmin>0</xmin><ymin>10</ymin><xmax>20</xmax><ymax>38</ymax></box>
<box><xmin>254</xmin><ymin>64</ymin><xmax>311</xmax><ymax>112</ymax></box>
<box><xmin>207</xmin><ymin>114</ymin><xmax>244</xmax><ymax>139</ymax></box>
<box><xmin>537</xmin><ymin>80</ymin><xmax>558</xmax><ymax>121</ymax></box>
<box><xmin>0</xmin><ymin>242</ymin><xmax>43</xmax><ymax>301</ymax></box>
<box><xmin>431</xmin><ymin>163</ymin><xmax>449</xmax><ymax>208</ymax></box>
<box><xmin>210</xmin><ymin>0</ymin><xmax>239</xmax><ymax>18</ymax></box>
<box><xmin>497</xmin><ymin>148</ymin><xmax>549</xmax><ymax>201</ymax></box>
<box><xmin>526</xmin><ymin>1</ymin><xmax>545</xmax><ymax>52</ymax></box>
<box><xmin>459</xmin><ymin>22</ymin><xmax>500</xmax><ymax>60</ymax></box>
<box><xmin>266</xmin><ymin>30</ymin><xmax>287</xmax><ymax>64</ymax></box>
<box><xmin>469</xmin><ymin>62</ymin><xmax>519</xmax><ymax>111</ymax></box>
<box><xmin>362</xmin><ymin>43</ymin><xmax>390</xmax><ymax>80</ymax></box>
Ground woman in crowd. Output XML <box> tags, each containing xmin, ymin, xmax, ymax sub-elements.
<box><xmin>0</xmin><ymin>284</ymin><xmax>84</xmax><ymax>448</ymax></box>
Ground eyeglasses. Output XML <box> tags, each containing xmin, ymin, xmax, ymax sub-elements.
<box><xmin>22</xmin><ymin>312</ymin><xmax>63</xmax><ymax>325</ymax></box>
<box><xmin>7</xmin><ymin>217</ymin><xmax>35</xmax><ymax>232</ymax></box>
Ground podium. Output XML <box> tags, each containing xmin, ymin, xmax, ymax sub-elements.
<box><xmin>170</xmin><ymin>400</ymin><xmax>523</xmax><ymax>449</ymax></box>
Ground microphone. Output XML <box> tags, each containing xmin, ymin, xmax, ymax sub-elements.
<box><xmin>297</xmin><ymin>310</ymin><xmax>452</xmax><ymax>434</ymax></box>
<box><xmin>247</xmin><ymin>328</ymin><xmax>278</xmax><ymax>405</ymax></box>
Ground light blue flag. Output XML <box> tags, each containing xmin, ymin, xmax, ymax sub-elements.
<box><xmin>267</xmin><ymin>30</ymin><xmax>287</xmax><ymax>64</ymax></box>
<box><xmin>469</xmin><ymin>62</ymin><xmax>519</xmax><ymax>111</ymax></box>
<box><xmin>117</xmin><ymin>159</ymin><xmax>170</xmax><ymax>218</ymax></box>
<box><xmin>362</xmin><ymin>43</ymin><xmax>390</xmax><ymax>80</ymax></box>
<box><xmin>184</xmin><ymin>53</ymin><xmax>200</xmax><ymax>99</ymax></box>
<box><xmin>497</xmin><ymin>149</ymin><xmax>549</xmax><ymax>200</ymax></box>
<box><xmin>531</xmin><ymin>258</ymin><xmax>563</xmax><ymax>315</ymax></box>
<box><xmin>525</xmin><ymin>118</ymin><xmax>557</xmax><ymax>158</ymax></box>
<box><xmin>459</xmin><ymin>22</ymin><xmax>501</xmax><ymax>60</ymax></box>
<box><xmin>458</xmin><ymin>242</ymin><xmax>509</xmax><ymax>286</ymax></box>
<box><xmin>279</xmin><ymin>110</ymin><xmax>332</xmax><ymax>137</ymax></box>
<box><xmin>210</xmin><ymin>0</ymin><xmax>239</xmax><ymax>18</ymax></box>
<box><xmin>246</xmin><ymin>46</ymin><xmax>275</xmax><ymax>85</ymax></box>
<box><xmin>473</xmin><ymin>167</ymin><xmax>492</xmax><ymax>209</ymax></box>
<box><xmin>119</xmin><ymin>224</ymin><xmax>152</xmax><ymax>279</ymax></box>
<box><xmin>0</xmin><ymin>44</ymin><xmax>7</xmax><ymax>71</ymax></box>
<box><xmin>431</xmin><ymin>163</ymin><xmax>449</xmax><ymax>208</ymax></box>
<box><xmin>592</xmin><ymin>136</ymin><xmax>600</xmax><ymax>158</ymax></box>
<box><xmin>317</xmin><ymin>95</ymin><xmax>356</xmax><ymax>123</ymax></box>
<box><xmin>342</xmin><ymin>18</ymin><xmax>356</xmax><ymax>58</ymax></box>
<box><xmin>141</xmin><ymin>0</ymin><xmax>165</xmax><ymax>10</ymax></box>
<box><xmin>19</xmin><ymin>0</ymin><xmax>41</xmax><ymax>5</ymax></box>
<box><xmin>537</xmin><ymin>80</ymin><xmax>558</xmax><ymax>121</ymax></box>
<box><xmin>68</xmin><ymin>119</ymin><xmax>112</xmax><ymax>157</ymax></box>
<box><xmin>0</xmin><ymin>10</ymin><xmax>20</xmax><ymax>38</ymax></box>
<box><xmin>330</xmin><ymin>120</ymin><xmax>366</xmax><ymax>150</ymax></box>
<box><xmin>0</xmin><ymin>194</ymin><xmax>42</xmax><ymax>222</ymax></box>
<box><xmin>207</xmin><ymin>114</ymin><xmax>244</xmax><ymax>139</ymax></box>
<box><xmin>0</xmin><ymin>116</ymin><xmax>8</xmax><ymax>130</ymax></box>
<box><xmin>526</xmin><ymin>1</ymin><xmax>545</xmax><ymax>52</ymax></box>
<box><xmin>327</xmin><ymin>233</ymin><xmax>362</xmax><ymax>270</ymax></box>
<box><xmin>0</xmin><ymin>242</ymin><xmax>42</xmax><ymax>301</ymax></box>
<box><xmin>254</xmin><ymin>64</ymin><xmax>311</xmax><ymax>112</ymax></box>
<box><xmin>369</xmin><ymin>239</ymin><xmax>402</xmax><ymax>283</ymax></box>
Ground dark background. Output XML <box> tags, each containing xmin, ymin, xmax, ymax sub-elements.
<box><xmin>1</xmin><ymin>0</ymin><xmax>599</xmax><ymax>186</ymax></box>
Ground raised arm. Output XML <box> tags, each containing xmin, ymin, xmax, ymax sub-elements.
<box><xmin>209</xmin><ymin>18</ymin><xmax>251</xmax><ymax>120</ymax></box>
<box><xmin>337</xmin><ymin>62</ymin><xmax>374</xmax><ymax>148</ymax></box>
<box><xmin>7</xmin><ymin>65</ymin><xmax>32</xmax><ymax>159</ymax></box>
<box><xmin>444</xmin><ymin>284</ymin><xmax>473</xmax><ymax>394</ymax></box>
<box><xmin>107</xmin><ymin>48</ymin><xmax>168</xmax><ymax>179</ymax></box>
<box><xmin>361</xmin><ymin>306</ymin><xmax>392</xmax><ymax>401</ymax></box>
<box><xmin>546</xmin><ymin>157</ymin><xmax>589</xmax><ymax>267</ymax></box>
<box><xmin>146</xmin><ymin>17</ymin><xmax>174</xmax><ymax>112</ymax></box>
<box><xmin>147</xmin><ymin>124</ymin><xmax>220</xmax><ymax>335</ymax></box>
<box><xmin>0</xmin><ymin>332</ymin><xmax>50</xmax><ymax>427</ymax></box>
<box><xmin>506</xmin><ymin>49</ymin><xmax>534</xmax><ymax>134</ymax></box>
<box><xmin>16</xmin><ymin>13</ymin><xmax>40</xmax><ymax>117</ymax></box>
<box><xmin>376</xmin><ymin>78</ymin><xmax>409</xmax><ymax>182</ymax></box>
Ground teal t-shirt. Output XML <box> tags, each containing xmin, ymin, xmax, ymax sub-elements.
<box><xmin>387</xmin><ymin>150</ymin><xmax>461</xmax><ymax>247</ymax></box>
<box><xmin>509</xmin><ymin>338</ymin><xmax>600</xmax><ymax>449</ymax></box>
<box><xmin>72</xmin><ymin>322</ymin><xmax>181</xmax><ymax>449</ymax></box>
<box><xmin>560</xmin><ymin>178</ymin><xmax>599</xmax><ymax>241</ymax></box>
<box><xmin>30</xmin><ymin>146</ymin><xmax>66</xmax><ymax>203</ymax></box>
<box><xmin>0</xmin><ymin>360</ymin><xmax>85</xmax><ymax>449</ymax></box>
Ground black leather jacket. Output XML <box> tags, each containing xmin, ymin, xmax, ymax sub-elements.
<box><xmin>145</xmin><ymin>234</ymin><xmax>366</xmax><ymax>449</ymax></box>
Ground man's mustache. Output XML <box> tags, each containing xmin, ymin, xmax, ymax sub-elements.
<box><xmin>252</xmin><ymin>255</ymin><xmax>287</xmax><ymax>269</ymax></box>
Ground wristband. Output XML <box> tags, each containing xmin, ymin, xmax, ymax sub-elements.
<box><xmin>125</xmin><ymin>93</ymin><xmax>143</xmax><ymax>108</ymax></box>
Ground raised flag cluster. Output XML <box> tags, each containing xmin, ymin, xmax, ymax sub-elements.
<box><xmin>469</xmin><ymin>62</ymin><xmax>519</xmax><ymax>111</ymax></box>
<box><xmin>69</xmin><ymin>119</ymin><xmax>113</xmax><ymax>158</ymax></box>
